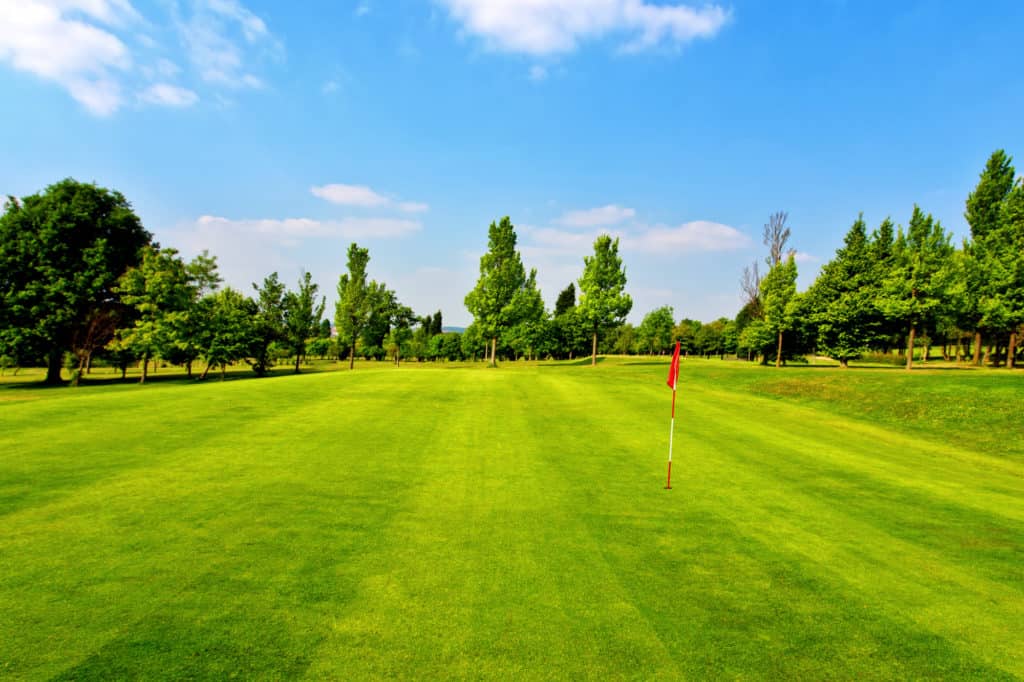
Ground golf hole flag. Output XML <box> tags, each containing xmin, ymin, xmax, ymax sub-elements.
<box><xmin>665</xmin><ymin>341</ymin><xmax>681</xmax><ymax>489</ymax></box>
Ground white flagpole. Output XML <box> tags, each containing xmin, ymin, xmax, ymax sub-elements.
<box><xmin>666</xmin><ymin>376</ymin><xmax>676</xmax><ymax>490</ymax></box>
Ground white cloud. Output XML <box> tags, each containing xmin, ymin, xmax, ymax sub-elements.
<box><xmin>355</xmin><ymin>2</ymin><xmax>371</xmax><ymax>17</ymax></box>
<box><xmin>194</xmin><ymin>214</ymin><xmax>421</xmax><ymax>240</ymax></box>
<box><xmin>0</xmin><ymin>0</ymin><xmax>133</xmax><ymax>115</ymax></box>
<box><xmin>311</xmin><ymin>183</ymin><xmax>389</xmax><ymax>208</ymax></box>
<box><xmin>0</xmin><ymin>0</ymin><xmax>279</xmax><ymax>114</ymax></box>
<box><xmin>793</xmin><ymin>251</ymin><xmax>817</xmax><ymax>263</ymax></box>
<box><xmin>556</xmin><ymin>204</ymin><xmax>635</xmax><ymax>228</ymax></box>
<box><xmin>528</xmin><ymin>64</ymin><xmax>547</xmax><ymax>81</ymax></box>
<box><xmin>311</xmin><ymin>183</ymin><xmax>429</xmax><ymax>213</ymax></box>
<box><xmin>438</xmin><ymin>0</ymin><xmax>730</xmax><ymax>56</ymax></box>
<box><xmin>624</xmin><ymin>221</ymin><xmax>750</xmax><ymax>253</ymax></box>
<box><xmin>138</xmin><ymin>82</ymin><xmax>198</xmax><ymax>108</ymax></box>
<box><xmin>175</xmin><ymin>0</ymin><xmax>282</xmax><ymax>89</ymax></box>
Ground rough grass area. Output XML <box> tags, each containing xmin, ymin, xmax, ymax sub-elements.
<box><xmin>1</xmin><ymin>359</ymin><xmax>1021</xmax><ymax>679</ymax></box>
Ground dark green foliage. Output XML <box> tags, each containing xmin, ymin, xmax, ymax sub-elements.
<box><xmin>554</xmin><ymin>283</ymin><xmax>576</xmax><ymax>317</ymax></box>
<box><xmin>805</xmin><ymin>216</ymin><xmax>881</xmax><ymax>366</ymax></box>
<box><xmin>335</xmin><ymin>243</ymin><xmax>375</xmax><ymax>370</ymax></box>
<box><xmin>0</xmin><ymin>179</ymin><xmax>151</xmax><ymax>383</ymax></box>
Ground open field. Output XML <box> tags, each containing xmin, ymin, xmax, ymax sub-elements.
<box><xmin>1</xmin><ymin>359</ymin><xmax>1022</xmax><ymax>679</ymax></box>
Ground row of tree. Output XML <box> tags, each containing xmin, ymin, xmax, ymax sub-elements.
<box><xmin>730</xmin><ymin>150</ymin><xmax>1024</xmax><ymax>369</ymax></box>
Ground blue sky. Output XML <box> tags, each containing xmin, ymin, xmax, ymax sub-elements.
<box><xmin>2</xmin><ymin>1</ymin><xmax>1023</xmax><ymax>326</ymax></box>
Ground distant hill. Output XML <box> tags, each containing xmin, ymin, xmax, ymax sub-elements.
<box><xmin>442</xmin><ymin>326</ymin><xmax>466</xmax><ymax>333</ymax></box>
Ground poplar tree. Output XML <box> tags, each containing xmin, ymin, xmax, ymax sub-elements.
<box><xmin>335</xmin><ymin>243</ymin><xmax>374</xmax><ymax>370</ymax></box>
<box><xmin>577</xmin><ymin>235</ymin><xmax>632</xmax><ymax>366</ymax></box>
<box><xmin>465</xmin><ymin>217</ymin><xmax>532</xmax><ymax>366</ymax></box>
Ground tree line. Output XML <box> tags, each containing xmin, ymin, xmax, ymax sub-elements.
<box><xmin>1</xmin><ymin>150</ymin><xmax>1021</xmax><ymax>383</ymax></box>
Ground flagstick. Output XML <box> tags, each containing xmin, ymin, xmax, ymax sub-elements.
<box><xmin>665</xmin><ymin>380</ymin><xmax>676</xmax><ymax>490</ymax></box>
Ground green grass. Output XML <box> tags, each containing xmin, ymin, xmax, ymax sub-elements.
<box><xmin>1</xmin><ymin>359</ymin><xmax>1021</xmax><ymax>679</ymax></box>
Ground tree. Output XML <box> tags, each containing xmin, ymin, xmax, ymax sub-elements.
<box><xmin>963</xmin><ymin>150</ymin><xmax>1017</xmax><ymax>364</ymax></box>
<box><xmin>0</xmin><ymin>179</ymin><xmax>151</xmax><ymax>384</ymax></box>
<box><xmin>877</xmin><ymin>206</ymin><xmax>954</xmax><ymax>370</ymax></box>
<box><xmin>335</xmin><ymin>243</ymin><xmax>375</xmax><ymax>370</ymax></box>
<box><xmin>199</xmin><ymin>288</ymin><xmax>255</xmax><ymax>380</ymax></box>
<box><xmin>577</xmin><ymin>235</ymin><xmax>632</xmax><ymax>366</ymax></box>
<box><xmin>283</xmin><ymin>271</ymin><xmax>326</xmax><ymax>373</ymax></box>
<box><xmin>637</xmin><ymin>306</ymin><xmax>675</xmax><ymax>355</ymax></box>
<box><xmin>464</xmin><ymin>217</ymin><xmax>534</xmax><ymax>366</ymax></box>
<box><xmin>761</xmin><ymin>254</ymin><xmax>799</xmax><ymax>367</ymax></box>
<box><xmin>805</xmin><ymin>216</ymin><xmax>879</xmax><ymax>367</ymax></box>
<box><xmin>987</xmin><ymin>179</ymin><xmax>1024</xmax><ymax>367</ymax></box>
<box><xmin>554</xmin><ymin>283</ymin><xmax>576</xmax><ymax>317</ymax></box>
<box><xmin>249</xmin><ymin>273</ymin><xmax>287</xmax><ymax>376</ymax></box>
<box><xmin>763</xmin><ymin>211</ymin><xmax>794</xmax><ymax>267</ymax></box>
<box><xmin>112</xmin><ymin>246</ymin><xmax>193</xmax><ymax>383</ymax></box>
<box><xmin>430</xmin><ymin>311</ymin><xmax>443</xmax><ymax>336</ymax></box>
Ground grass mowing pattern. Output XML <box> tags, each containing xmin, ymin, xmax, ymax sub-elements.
<box><xmin>1</xmin><ymin>360</ymin><xmax>1021</xmax><ymax>678</ymax></box>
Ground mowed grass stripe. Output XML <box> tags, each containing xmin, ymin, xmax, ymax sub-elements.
<box><xmin>530</xmin><ymin>367</ymin><xmax>1020</xmax><ymax>678</ymax></box>
<box><xmin>1</xmin><ymin>361</ymin><xmax>1021</xmax><ymax>679</ymax></box>
<box><xmin>2</xmin><ymin>370</ymin><xmax>444</xmax><ymax>678</ymax></box>
<box><xmin>306</xmin><ymin>369</ymin><xmax>683</xmax><ymax>679</ymax></box>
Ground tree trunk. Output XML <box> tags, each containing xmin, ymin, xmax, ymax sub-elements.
<box><xmin>295</xmin><ymin>354</ymin><xmax>301</xmax><ymax>373</ymax></box>
<box><xmin>186</xmin><ymin>360</ymin><xmax>193</xmax><ymax>378</ymax></box>
<box><xmin>45</xmin><ymin>349</ymin><xmax>63</xmax><ymax>385</ymax></box>
<box><xmin>221</xmin><ymin>363</ymin><xmax>226</xmax><ymax>381</ymax></box>
<box><xmin>906</xmin><ymin>327</ymin><xmax>916</xmax><ymax>371</ymax></box>
<box><xmin>973</xmin><ymin>331</ymin><xmax>983</xmax><ymax>366</ymax></box>
<box><xmin>349</xmin><ymin>343</ymin><xmax>356</xmax><ymax>370</ymax></box>
<box><xmin>490</xmin><ymin>337</ymin><xmax>497</xmax><ymax>366</ymax></box>
<box><xmin>86</xmin><ymin>351</ymin><xmax>93</xmax><ymax>374</ymax></box>
<box><xmin>839</xmin><ymin>358</ymin><xmax>849</xmax><ymax>368</ymax></box>
<box><xmin>591</xmin><ymin>332</ymin><xmax>598</xmax><ymax>366</ymax></box>
<box><xmin>775</xmin><ymin>330</ymin><xmax>783</xmax><ymax>368</ymax></box>
<box><xmin>200</xmin><ymin>362</ymin><xmax>212</xmax><ymax>380</ymax></box>
<box><xmin>396</xmin><ymin>347</ymin><xmax>401</xmax><ymax>367</ymax></box>
<box><xmin>1008</xmin><ymin>332</ymin><xmax>1018</xmax><ymax>369</ymax></box>
<box><xmin>956</xmin><ymin>337</ymin><xmax>963</xmax><ymax>363</ymax></box>
<box><xmin>140</xmin><ymin>355</ymin><xmax>149</xmax><ymax>384</ymax></box>
<box><xmin>942</xmin><ymin>340</ymin><xmax>949</xmax><ymax>362</ymax></box>
<box><xmin>121</xmin><ymin>365</ymin><xmax>127</xmax><ymax>380</ymax></box>
<box><xmin>984</xmin><ymin>344</ymin><xmax>992</xmax><ymax>366</ymax></box>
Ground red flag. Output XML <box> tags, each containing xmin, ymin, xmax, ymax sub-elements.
<box><xmin>666</xmin><ymin>341</ymin><xmax>680</xmax><ymax>390</ymax></box>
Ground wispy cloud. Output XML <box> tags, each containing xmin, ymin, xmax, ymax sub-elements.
<box><xmin>556</xmin><ymin>204</ymin><xmax>636</xmax><ymax>228</ymax></box>
<box><xmin>138</xmin><ymin>82</ymin><xmax>199</xmax><ymax>107</ymax></box>
<box><xmin>311</xmin><ymin>183</ymin><xmax>429</xmax><ymax>213</ymax></box>
<box><xmin>311</xmin><ymin>184</ymin><xmax>389</xmax><ymax>208</ymax></box>
<box><xmin>174</xmin><ymin>0</ymin><xmax>283</xmax><ymax>90</ymax></box>
<box><xmin>437</xmin><ymin>0</ymin><xmax>730</xmax><ymax>56</ymax></box>
<box><xmin>528</xmin><ymin>65</ymin><xmax>547</xmax><ymax>81</ymax></box>
<box><xmin>194</xmin><ymin>215</ymin><xmax>422</xmax><ymax>241</ymax></box>
<box><xmin>0</xmin><ymin>0</ymin><xmax>280</xmax><ymax>114</ymax></box>
<box><xmin>623</xmin><ymin>221</ymin><xmax>751</xmax><ymax>253</ymax></box>
<box><xmin>355</xmin><ymin>2</ymin><xmax>371</xmax><ymax>17</ymax></box>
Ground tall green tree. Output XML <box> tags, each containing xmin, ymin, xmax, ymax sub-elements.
<box><xmin>464</xmin><ymin>217</ymin><xmax>534</xmax><ymax>366</ymax></box>
<box><xmin>636</xmin><ymin>306</ymin><xmax>675</xmax><ymax>355</ymax></box>
<box><xmin>988</xmin><ymin>179</ymin><xmax>1024</xmax><ymax>367</ymax></box>
<box><xmin>249</xmin><ymin>273</ymin><xmax>287</xmax><ymax>376</ymax></box>
<box><xmin>283</xmin><ymin>271</ymin><xmax>326</xmax><ymax>373</ymax></box>
<box><xmin>554</xmin><ymin>283</ymin><xmax>576</xmax><ymax>317</ymax></box>
<box><xmin>963</xmin><ymin>150</ymin><xmax>1017</xmax><ymax>364</ymax></box>
<box><xmin>805</xmin><ymin>216</ymin><xmax>879</xmax><ymax>367</ymax></box>
<box><xmin>335</xmin><ymin>243</ymin><xmax>375</xmax><ymax>370</ymax></box>
<box><xmin>112</xmin><ymin>246</ymin><xmax>193</xmax><ymax>383</ymax></box>
<box><xmin>577</xmin><ymin>235</ymin><xmax>632</xmax><ymax>366</ymax></box>
<box><xmin>0</xmin><ymin>179</ymin><xmax>151</xmax><ymax>383</ymax></box>
<box><xmin>199</xmin><ymin>288</ymin><xmax>255</xmax><ymax>380</ymax></box>
<box><xmin>761</xmin><ymin>254</ymin><xmax>799</xmax><ymax>368</ymax></box>
<box><xmin>877</xmin><ymin>206</ymin><xmax>954</xmax><ymax>370</ymax></box>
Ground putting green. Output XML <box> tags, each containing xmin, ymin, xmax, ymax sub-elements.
<box><xmin>1</xmin><ymin>360</ymin><xmax>1021</xmax><ymax>679</ymax></box>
